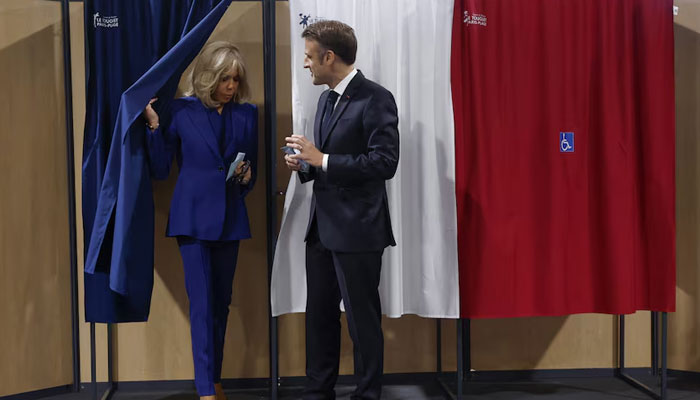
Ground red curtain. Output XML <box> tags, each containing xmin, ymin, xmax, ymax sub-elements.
<box><xmin>452</xmin><ymin>0</ymin><xmax>676</xmax><ymax>318</ymax></box>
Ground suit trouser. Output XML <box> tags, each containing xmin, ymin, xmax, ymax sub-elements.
<box><xmin>178</xmin><ymin>238</ymin><xmax>240</xmax><ymax>396</ymax></box>
<box><xmin>303</xmin><ymin>221</ymin><xmax>384</xmax><ymax>400</ymax></box>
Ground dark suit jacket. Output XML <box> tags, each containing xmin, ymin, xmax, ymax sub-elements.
<box><xmin>299</xmin><ymin>71</ymin><xmax>399</xmax><ymax>252</ymax></box>
<box><xmin>146</xmin><ymin>97</ymin><xmax>258</xmax><ymax>241</ymax></box>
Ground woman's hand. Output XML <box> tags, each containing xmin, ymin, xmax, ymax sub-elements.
<box><xmin>240</xmin><ymin>166</ymin><xmax>252</xmax><ymax>185</ymax></box>
<box><xmin>143</xmin><ymin>98</ymin><xmax>160</xmax><ymax>130</ymax></box>
<box><xmin>234</xmin><ymin>161</ymin><xmax>252</xmax><ymax>185</ymax></box>
<box><xmin>233</xmin><ymin>161</ymin><xmax>245</xmax><ymax>176</ymax></box>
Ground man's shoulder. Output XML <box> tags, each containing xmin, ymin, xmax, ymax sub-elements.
<box><xmin>361</xmin><ymin>78</ymin><xmax>396</xmax><ymax>108</ymax></box>
<box><xmin>357</xmin><ymin>77</ymin><xmax>395</xmax><ymax>104</ymax></box>
<box><xmin>361</xmin><ymin>76</ymin><xmax>386</xmax><ymax>91</ymax></box>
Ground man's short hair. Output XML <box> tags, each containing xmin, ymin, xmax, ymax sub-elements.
<box><xmin>302</xmin><ymin>20</ymin><xmax>357</xmax><ymax>65</ymax></box>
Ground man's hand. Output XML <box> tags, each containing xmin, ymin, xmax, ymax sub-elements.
<box><xmin>285</xmin><ymin>135</ymin><xmax>324</xmax><ymax>168</ymax></box>
<box><xmin>285</xmin><ymin>154</ymin><xmax>302</xmax><ymax>171</ymax></box>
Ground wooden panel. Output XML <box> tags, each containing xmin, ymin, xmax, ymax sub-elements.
<box><xmin>278</xmin><ymin>313</ymin><xmax>439</xmax><ymax>377</ymax></box>
<box><xmin>0</xmin><ymin>1</ymin><xmax>73</xmax><ymax>396</ymax></box>
<box><xmin>383</xmin><ymin>316</ymin><xmax>439</xmax><ymax>373</ymax></box>
<box><xmin>671</xmin><ymin>1</ymin><xmax>700</xmax><ymax>373</ymax></box>
<box><xmin>675</xmin><ymin>0</ymin><xmax>700</xmax><ymax>34</ymax></box>
<box><xmin>0</xmin><ymin>0</ymin><xmax>62</xmax><ymax>49</ymax></box>
<box><xmin>470</xmin><ymin>313</ymin><xmax>650</xmax><ymax>371</ymax></box>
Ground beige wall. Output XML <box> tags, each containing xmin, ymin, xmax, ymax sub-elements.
<box><xmin>671</xmin><ymin>0</ymin><xmax>700</xmax><ymax>373</ymax></box>
<box><xmin>2</xmin><ymin>2</ymin><xmax>699</xmax><ymax>396</ymax></box>
<box><xmin>0</xmin><ymin>0</ymin><xmax>74</xmax><ymax>396</ymax></box>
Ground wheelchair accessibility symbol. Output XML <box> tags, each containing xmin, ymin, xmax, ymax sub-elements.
<box><xmin>560</xmin><ymin>132</ymin><xmax>574</xmax><ymax>153</ymax></box>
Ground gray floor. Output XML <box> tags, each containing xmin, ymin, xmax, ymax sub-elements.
<box><xmin>450</xmin><ymin>376</ymin><xmax>700</xmax><ymax>399</ymax></box>
<box><xmin>41</xmin><ymin>376</ymin><xmax>700</xmax><ymax>400</ymax></box>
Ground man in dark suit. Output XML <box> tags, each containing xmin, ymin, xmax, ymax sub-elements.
<box><xmin>284</xmin><ymin>20</ymin><xmax>399</xmax><ymax>400</ymax></box>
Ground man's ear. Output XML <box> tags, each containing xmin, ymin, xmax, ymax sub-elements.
<box><xmin>325</xmin><ymin>50</ymin><xmax>335</xmax><ymax>65</ymax></box>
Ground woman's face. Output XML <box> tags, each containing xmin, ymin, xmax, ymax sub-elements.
<box><xmin>212</xmin><ymin>66</ymin><xmax>240</xmax><ymax>104</ymax></box>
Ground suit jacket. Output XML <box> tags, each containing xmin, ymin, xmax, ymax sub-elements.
<box><xmin>147</xmin><ymin>97</ymin><xmax>258</xmax><ymax>241</ymax></box>
<box><xmin>299</xmin><ymin>71</ymin><xmax>399</xmax><ymax>252</ymax></box>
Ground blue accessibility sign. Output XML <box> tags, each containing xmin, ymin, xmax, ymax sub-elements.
<box><xmin>560</xmin><ymin>132</ymin><xmax>574</xmax><ymax>153</ymax></box>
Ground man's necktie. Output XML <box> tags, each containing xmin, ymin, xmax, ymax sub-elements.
<box><xmin>321</xmin><ymin>90</ymin><xmax>340</xmax><ymax>145</ymax></box>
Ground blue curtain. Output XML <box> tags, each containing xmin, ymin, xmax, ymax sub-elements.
<box><xmin>82</xmin><ymin>0</ymin><xmax>233</xmax><ymax>323</ymax></box>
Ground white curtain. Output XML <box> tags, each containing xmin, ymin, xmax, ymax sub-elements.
<box><xmin>271</xmin><ymin>0</ymin><xmax>459</xmax><ymax>318</ymax></box>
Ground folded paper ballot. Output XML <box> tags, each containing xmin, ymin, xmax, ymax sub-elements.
<box><xmin>281</xmin><ymin>145</ymin><xmax>310</xmax><ymax>172</ymax></box>
<box><xmin>226</xmin><ymin>152</ymin><xmax>246</xmax><ymax>181</ymax></box>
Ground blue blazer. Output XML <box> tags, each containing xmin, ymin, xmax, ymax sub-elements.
<box><xmin>146</xmin><ymin>97</ymin><xmax>258</xmax><ymax>241</ymax></box>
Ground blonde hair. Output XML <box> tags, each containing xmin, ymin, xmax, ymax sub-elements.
<box><xmin>183</xmin><ymin>41</ymin><xmax>250</xmax><ymax>108</ymax></box>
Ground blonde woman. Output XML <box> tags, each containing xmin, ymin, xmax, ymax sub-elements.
<box><xmin>143</xmin><ymin>41</ymin><xmax>257</xmax><ymax>400</ymax></box>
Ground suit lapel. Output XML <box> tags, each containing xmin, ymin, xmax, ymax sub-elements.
<box><xmin>321</xmin><ymin>94</ymin><xmax>349</xmax><ymax>149</ymax></box>
<box><xmin>314</xmin><ymin>91</ymin><xmax>327</xmax><ymax>148</ymax></box>
<box><xmin>223</xmin><ymin>103</ymin><xmax>245</xmax><ymax>161</ymax></box>
<box><xmin>186</xmin><ymin>102</ymin><xmax>222</xmax><ymax>160</ymax></box>
<box><xmin>321</xmin><ymin>71</ymin><xmax>365</xmax><ymax>151</ymax></box>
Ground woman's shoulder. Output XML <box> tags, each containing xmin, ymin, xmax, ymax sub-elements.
<box><xmin>227</xmin><ymin>102</ymin><xmax>257</xmax><ymax>124</ymax></box>
<box><xmin>171</xmin><ymin>96</ymin><xmax>204</xmax><ymax>115</ymax></box>
<box><xmin>234</xmin><ymin>101</ymin><xmax>257</xmax><ymax>114</ymax></box>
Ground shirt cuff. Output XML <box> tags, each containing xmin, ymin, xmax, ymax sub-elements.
<box><xmin>322</xmin><ymin>154</ymin><xmax>329</xmax><ymax>172</ymax></box>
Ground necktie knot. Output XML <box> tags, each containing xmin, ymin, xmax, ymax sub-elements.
<box><xmin>326</xmin><ymin>90</ymin><xmax>339</xmax><ymax>107</ymax></box>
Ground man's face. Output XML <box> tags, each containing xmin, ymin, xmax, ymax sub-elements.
<box><xmin>304</xmin><ymin>39</ymin><xmax>329</xmax><ymax>86</ymax></box>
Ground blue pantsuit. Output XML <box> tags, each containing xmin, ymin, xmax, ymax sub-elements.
<box><xmin>146</xmin><ymin>97</ymin><xmax>258</xmax><ymax>396</ymax></box>
<box><xmin>178</xmin><ymin>238</ymin><xmax>239</xmax><ymax>395</ymax></box>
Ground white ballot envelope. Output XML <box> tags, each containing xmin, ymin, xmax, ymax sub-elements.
<box><xmin>226</xmin><ymin>152</ymin><xmax>246</xmax><ymax>181</ymax></box>
<box><xmin>281</xmin><ymin>146</ymin><xmax>310</xmax><ymax>173</ymax></box>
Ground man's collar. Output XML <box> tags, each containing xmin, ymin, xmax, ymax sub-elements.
<box><xmin>330</xmin><ymin>68</ymin><xmax>358</xmax><ymax>96</ymax></box>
